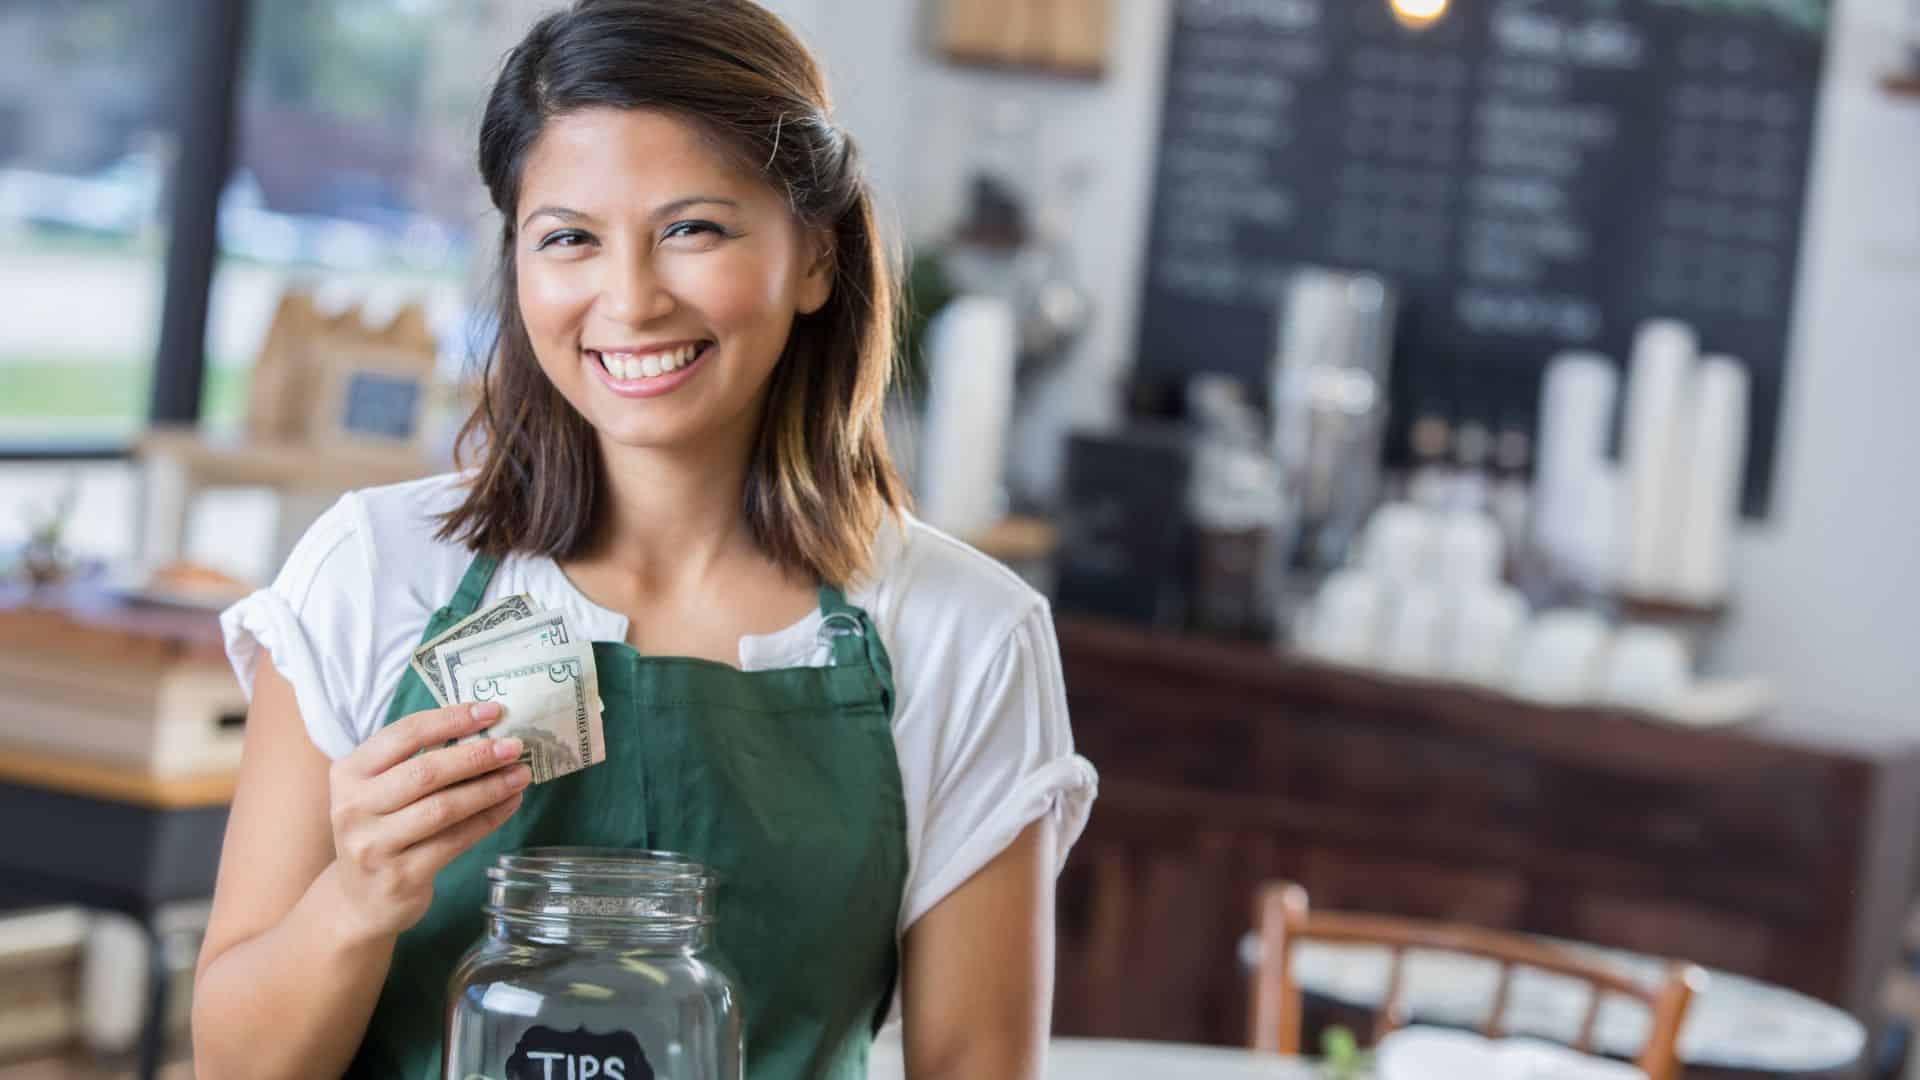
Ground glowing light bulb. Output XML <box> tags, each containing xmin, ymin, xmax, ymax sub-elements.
<box><xmin>1390</xmin><ymin>0</ymin><xmax>1449</xmax><ymax>28</ymax></box>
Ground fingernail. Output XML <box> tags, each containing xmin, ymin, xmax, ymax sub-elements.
<box><xmin>509</xmin><ymin>765</ymin><xmax>532</xmax><ymax>788</ymax></box>
<box><xmin>494</xmin><ymin>737</ymin><xmax>523</xmax><ymax>762</ymax></box>
<box><xmin>472</xmin><ymin>702</ymin><xmax>502</xmax><ymax>722</ymax></box>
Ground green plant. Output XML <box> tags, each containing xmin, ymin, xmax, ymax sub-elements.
<box><xmin>15</xmin><ymin>475</ymin><xmax>80</xmax><ymax>587</ymax></box>
<box><xmin>897</xmin><ymin>247</ymin><xmax>956</xmax><ymax>403</ymax></box>
<box><xmin>1320</xmin><ymin>1025</ymin><xmax>1375</xmax><ymax>1080</ymax></box>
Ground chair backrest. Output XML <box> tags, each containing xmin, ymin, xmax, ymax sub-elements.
<box><xmin>1247</xmin><ymin>882</ymin><xmax>1707</xmax><ymax>1080</ymax></box>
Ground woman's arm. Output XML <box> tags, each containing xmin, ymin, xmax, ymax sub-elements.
<box><xmin>191</xmin><ymin>658</ymin><xmax>528</xmax><ymax>1079</ymax></box>
<box><xmin>900</xmin><ymin>820</ymin><xmax>1058</xmax><ymax>1080</ymax></box>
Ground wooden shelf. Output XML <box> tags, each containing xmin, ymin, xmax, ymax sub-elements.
<box><xmin>137</xmin><ymin>424</ymin><xmax>433</xmax><ymax>492</ymax></box>
<box><xmin>1883</xmin><ymin>73</ymin><xmax>1920</xmax><ymax>96</ymax></box>
<box><xmin>969</xmin><ymin>514</ymin><xmax>1059</xmax><ymax>564</ymax></box>
<box><xmin>937</xmin><ymin>47</ymin><xmax>1105</xmax><ymax>81</ymax></box>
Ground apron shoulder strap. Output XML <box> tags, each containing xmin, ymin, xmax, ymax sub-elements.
<box><xmin>815</xmin><ymin>583</ymin><xmax>895</xmax><ymax>710</ymax></box>
<box><xmin>448</xmin><ymin>552</ymin><xmax>502</xmax><ymax>619</ymax></box>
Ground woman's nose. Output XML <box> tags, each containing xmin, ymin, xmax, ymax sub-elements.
<box><xmin>599</xmin><ymin>249</ymin><xmax>676</xmax><ymax>323</ymax></box>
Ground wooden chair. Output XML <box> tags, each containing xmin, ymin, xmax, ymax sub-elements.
<box><xmin>1247</xmin><ymin>882</ymin><xmax>1708</xmax><ymax>1080</ymax></box>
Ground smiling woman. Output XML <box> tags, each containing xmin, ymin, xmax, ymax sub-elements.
<box><xmin>193</xmin><ymin>3</ymin><xmax>1094</xmax><ymax>1079</ymax></box>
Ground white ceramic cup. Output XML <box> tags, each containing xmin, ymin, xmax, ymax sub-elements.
<box><xmin>1441</xmin><ymin>584</ymin><xmax>1529</xmax><ymax>688</ymax></box>
<box><xmin>1598</xmin><ymin>624</ymin><xmax>1691</xmax><ymax>710</ymax></box>
<box><xmin>1507</xmin><ymin>609</ymin><xmax>1611</xmax><ymax>705</ymax></box>
<box><xmin>1380</xmin><ymin>584</ymin><xmax>1444</xmax><ymax>678</ymax></box>
<box><xmin>1359</xmin><ymin>503</ymin><xmax>1436</xmax><ymax>586</ymax></box>
<box><xmin>1306</xmin><ymin>569</ymin><xmax>1387</xmax><ymax>666</ymax></box>
<box><xmin>1433</xmin><ymin>510</ymin><xmax>1505</xmax><ymax>592</ymax></box>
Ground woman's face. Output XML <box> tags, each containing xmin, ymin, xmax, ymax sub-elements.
<box><xmin>514</xmin><ymin>107</ymin><xmax>831</xmax><ymax>454</ymax></box>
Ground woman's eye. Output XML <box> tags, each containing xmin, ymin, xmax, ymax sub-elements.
<box><xmin>535</xmin><ymin>229</ymin><xmax>592</xmax><ymax>251</ymax></box>
<box><xmin>662</xmin><ymin>220</ymin><xmax>728</xmax><ymax>244</ymax></box>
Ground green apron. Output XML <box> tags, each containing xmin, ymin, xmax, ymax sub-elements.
<box><xmin>345</xmin><ymin>552</ymin><xmax>908</xmax><ymax>1079</ymax></box>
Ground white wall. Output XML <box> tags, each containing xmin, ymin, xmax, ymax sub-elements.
<box><xmin>898</xmin><ymin>0</ymin><xmax>1174</xmax><ymax>501</ymax></box>
<box><xmin>801</xmin><ymin>0</ymin><xmax>1919</xmax><ymax>723</ymax></box>
<box><xmin>1715</xmin><ymin>0</ymin><xmax>1920</xmax><ymax>725</ymax></box>
<box><xmin>756</xmin><ymin>0</ymin><xmax>918</xmax><ymax>234</ymax></box>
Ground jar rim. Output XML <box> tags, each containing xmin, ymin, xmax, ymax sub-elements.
<box><xmin>491</xmin><ymin>847</ymin><xmax>714</xmax><ymax>883</ymax></box>
<box><xmin>486</xmin><ymin>848</ymin><xmax>718</xmax><ymax>930</ymax></box>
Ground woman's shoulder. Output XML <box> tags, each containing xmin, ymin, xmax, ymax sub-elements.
<box><xmin>259</xmin><ymin>471</ymin><xmax>479</xmax><ymax>625</ymax></box>
<box><xmin>858</xmin><ymin>511</ymin><xmax>1053</xmax><ymax>673</ymax></box>
<box><xmin>344</xmin><ymin>470</ymin><xmax>473</xmax><ymax>537</ymax></box>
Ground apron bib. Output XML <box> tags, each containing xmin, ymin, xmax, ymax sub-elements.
<box><xmin>345</xmin><ymin>553</ymin><xmax>908</xmax><ymax>1079</ymax></box>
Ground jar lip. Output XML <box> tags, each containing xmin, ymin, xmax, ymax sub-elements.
<box><xmin>488</xmin><ymin>847</ymin><xmax>718</xmax><ymax>893</ymax></box>
<box><xmin>487</xmin><ymin>848</ymin><xmax>717</xmax><ymax>929</ymax></box>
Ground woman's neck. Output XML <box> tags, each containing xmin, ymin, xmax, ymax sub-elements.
<box><xmin>567</xmin><ymin>429</ymin><xmax>819</xmax><ymax>660</ymax></box>
<box><xmin>584</xmin><ymin>434</ymin><xmax>757</xmax><ymax>595</ymax></box>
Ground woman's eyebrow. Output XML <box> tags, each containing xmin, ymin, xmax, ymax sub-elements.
<box><xmin>520</xmin><ymin>205</ymin><xmax>590</xmax><ymax>231</ymax></box>
<box><xmin>519</xmin><ymin>197</ymin><xmax>740</xmax><ymax>232</ymax></box>
<box><xmin>652</xmin><ymin>195</ymin><xmax>740</xmax><ymax>219</ymax></box>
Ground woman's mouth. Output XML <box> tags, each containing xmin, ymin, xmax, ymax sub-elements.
<box><xmin>585</xmin><ymin>341</ymin><xmax>714</xmax><ymax>398</ymax></box>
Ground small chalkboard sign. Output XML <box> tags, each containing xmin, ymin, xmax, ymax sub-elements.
<box><xmin>314</xmin><ymin>348</ymin><xmax>430</xmax><ymax>448</ymax></box>
<box><xmin>340</xmin><ymin>370</ymin><xmax>422</xmax><ymax>442</ymax></box>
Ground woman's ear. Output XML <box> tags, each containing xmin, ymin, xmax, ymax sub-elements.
<box><xmin>796</xmin><ymin>228</ymin><xmax>834</xmax><ymax>315</ymax></box>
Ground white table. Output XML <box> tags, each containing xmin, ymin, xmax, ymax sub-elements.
<box><xmin>1281</xmin><ymin>938</ymin><xmax>1864</xmax><ymax>1075</ymax></box>
<box><xmin>869</xmin><ymin>1034</ymin><xmax>1316</xmax><ymax>1079</ymax></box>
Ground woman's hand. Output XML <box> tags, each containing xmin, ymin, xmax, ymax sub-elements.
<box><xmin>327</xmin><ymin>701</ymin><xmax>532</xmax><ymax>943</ymax></box>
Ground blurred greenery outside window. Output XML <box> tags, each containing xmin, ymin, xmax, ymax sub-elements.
<box><xmin>0</xmin><ymin>0</ymin><xmax>182</xmax><ymax>445</ymax></box>
<box><xmin>0</xmin><ymin>0</ymin><xmax>504</xmax><ymax>446</ymax></box>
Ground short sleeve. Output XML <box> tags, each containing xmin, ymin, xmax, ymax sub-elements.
<box><xmin>218</xmin><ymin>493</ymin><xmax>381</xmax><ymax>759</ymax></box>
<box><xmin>899</xmin><ymin>601</ymin><xmax>1098</xmax><ymax>930</ymax></box>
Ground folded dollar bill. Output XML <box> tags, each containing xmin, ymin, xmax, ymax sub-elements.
<box><xmin>427</xmin><ymin>602</ymin><xmax>607</xmax><ymax>783</ymax></box>
<box><xmin>409</xmin><ymin>593</ymin><xmax>536</xmax><ymax>707</ymax></box>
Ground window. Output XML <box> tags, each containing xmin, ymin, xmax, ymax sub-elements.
<box><xmin>0</xmin><ymin>0</ymin><xmax>185</xmax><ymax>446</ymax></box>
<box><xmin>203</xmin><ymin>0</ymin><xmax>504</xmax><ymax>433</ymax></box>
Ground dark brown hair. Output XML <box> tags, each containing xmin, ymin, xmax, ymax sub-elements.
<box><xmin>438</xmin><ymin>0</ymin><xmax>907</xmax><ymax>586</ymax></box>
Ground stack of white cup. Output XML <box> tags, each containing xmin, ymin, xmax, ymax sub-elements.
<box><xmin>1302</xmin><ymin>502</ymin><xmax>1527</xmax><ymax>689</ymax></box>
<box><xmin>1299</xmin><ymin>503</ymin><xmax>1718</xmax><ymax>717</ymax></box>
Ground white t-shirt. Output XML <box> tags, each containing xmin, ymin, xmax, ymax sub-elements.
<box><xmin>220</xmin><ymin>472</ymin><xmax>1097</xmax><ymax>939</ymax></box>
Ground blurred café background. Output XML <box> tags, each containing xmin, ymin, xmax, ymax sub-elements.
<box><xmin>2</xmin><ymin>0</ymin><xmax>1918</xmax><ymax>1077</ymax></box>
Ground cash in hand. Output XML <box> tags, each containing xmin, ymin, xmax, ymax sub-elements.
<box><xmin>407</xmin><ymin>594</ymin><xmax>607</xmax><ymax>783</ymax></box>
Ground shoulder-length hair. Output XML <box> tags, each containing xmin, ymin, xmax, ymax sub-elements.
<box><xmin>438</xmin><ymin>0</ymin><xmax>907</xmax><ymax>587</ymax></box>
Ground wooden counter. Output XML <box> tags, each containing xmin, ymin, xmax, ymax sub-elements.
<box><xmin>0</xmin><ymin>746</ymin><xmax>236</xmax><ymax>810</ymax></box>
<box><xmin>1050</xmin><ymin>617</ymin><xmax>1920</xmax><ymax>1051</ymax></box>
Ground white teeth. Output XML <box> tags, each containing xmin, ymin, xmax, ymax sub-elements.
<box><xmin>595</xmin><ymin>344</ymin><xmax>703</xmax><ymax>381</ymax></box>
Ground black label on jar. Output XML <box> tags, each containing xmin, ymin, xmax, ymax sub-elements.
<box><xmin>505</xmin><ymin>1025</ymin><xmax>654</xmax><ymax>1080</ymax></box>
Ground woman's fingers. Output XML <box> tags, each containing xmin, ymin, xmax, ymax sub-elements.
<box><xmin>362</xmin><ymin>733</ymin><xmax>525</xmax><ymax>817</ymax></box>
<box><xmin>400</xmin><ymin>787</ymin><xmax>527</xmax><ymax>878</ymax></box>
<box><xmin>344</xmin><ymin>702</ymin><xmax>502</xmax><ymax>779</ymax></box>
<box><xmin>381</xmin><ymin>763</ymin><xmax>532</xmax><ymax>852</ymax></box>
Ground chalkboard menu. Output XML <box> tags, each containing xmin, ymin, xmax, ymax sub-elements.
<box><xmin>1134</xmin><ymin>0</ymin><xmax>1828</xmax><ymax>514</ymax></box>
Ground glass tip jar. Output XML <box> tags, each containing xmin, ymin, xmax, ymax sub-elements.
<box><xmin>446</xmin><ymin>848</ymin><xmax>741</xmax><ymax>1080</ymax></box>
